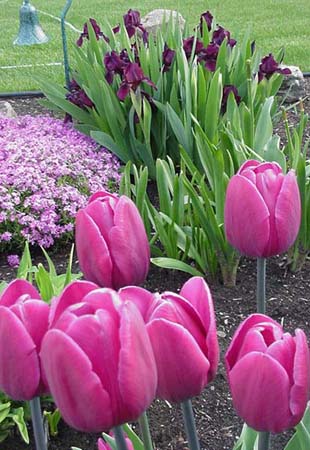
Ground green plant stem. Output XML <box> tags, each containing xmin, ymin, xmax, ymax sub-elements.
<box><xmin>30</xmin><ymin>397</ymin><xmax>47</xmax><ymax>450</ymax></box>
<box><xmin>256</xmin><ymin>258</ymin><xmax>266</xmax><ymax>314</ymax></box>
<box><xmin>181</xmin><ymin>399</ymin><xmax>200</xmax><ymax>450</ymax></box>
<box><xmin>258</xmin><ymin>431</ymin><xmax>270</xmax><ymax>450</ymax></box>
<box><xmin>113</xmin><ymin>425</ymin><xmax>129</xmax><ymax>450</ymax></box>
<box><xmin>246</xmin><ymin>59</ymin><xmax>254</xmax><ymax>148</ymax></box>
<box><xmin>138</xmin><ymin>411</ymin><xmax>154</xmax><ymax>450</ymax></box>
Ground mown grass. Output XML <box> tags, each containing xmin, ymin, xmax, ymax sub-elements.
<box><xmin>0</xmin><ymin>0</ymin><xmax>309</xmax><ymax>93</ymax></box>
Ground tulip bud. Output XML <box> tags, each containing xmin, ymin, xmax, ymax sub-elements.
<box><xmin>41</xmin><ymin>288</ymin><xmax>157</xmax><ymax>432</ymax></box>
<box><xmin>75</xmin><ymin>190</ymin><xmax>150</xmax><ymax>289</ymax></box>
<box><xmin>224</xmin><ymin>160</ymin><xmax>301</xmax><ymax>257</ymax></box>
<box><xmin>120</xmin><ymin>277</ymin><xmax>219</xmax><ymax>403</ymax></box>
<box><xmin>225</xmin><ymin>314</ymin><xmax>310</xmax><ymax>433</ymax></box>
<box><xmin>98</xmin><ymin>435</ymin><xmax>134</xmax><ymax>450</ymax></box>
<box><xmin>0</xmin><ymin>279</ymin><xmax>49</xmax><ymax>400</ymax></box>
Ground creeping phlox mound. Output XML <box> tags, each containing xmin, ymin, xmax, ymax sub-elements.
<box><xmin>0</xmin><ymin>115</ymin><xmax>120</xmax><ymax>248</ymax></box>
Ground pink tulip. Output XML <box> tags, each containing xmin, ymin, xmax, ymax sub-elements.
<box><xmin>75</xmin><ymin>190</ymin><xmax>150</xmax><ymax>289</ymax></box>
<box><xmin>41</xmin><ymin>288</ymin><xmax>157</xmax><ymax>432</ymax></box>
<box><xmin>120</xmin><ymin>277</ymin><xmax>219</xmax><ymax>403</ymax></box>
<box><xmin>0</xmin><ymin>279</ymin><xmax>49</xmax><ymax>400</ymax></box>
<box><xmin>98</xmin><ymin>436</ymin><xmax>134</xmax><ymax>450</ymax></box>
<box><xmin>224</xmin><ymin>160</ymin><xmax>301</xmax><ymax>257</ymax></box>
<box><xmin>225</xmin><ymin>314</ymin><xmax>310</xmax><ymax>433</ymax></box>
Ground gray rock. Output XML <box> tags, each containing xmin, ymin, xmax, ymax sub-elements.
<box><xmin>0</xmin><ymin>101</ymin><xmax>17</xmax><ymax>118</ymax></box>
<box><xmin>141</xmin><ymin>9</ymin><xmax>185</xmax><ymax>36</ymax></box>
<box><xmin>279</xmin><ymin>65</ymin><xmax>306</xmax><ymax>103</ymax></box>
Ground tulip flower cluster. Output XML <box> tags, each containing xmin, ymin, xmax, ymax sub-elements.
<box><xmin>0</xmin><ymin>183</ymin><xmax>308</xmax><ymax>450</ymax></box>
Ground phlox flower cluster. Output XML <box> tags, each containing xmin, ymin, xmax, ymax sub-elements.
<box><xmin>0</xmin><ymin>115</ymin><xmax>121</xmax><ymax>249</ymax></box>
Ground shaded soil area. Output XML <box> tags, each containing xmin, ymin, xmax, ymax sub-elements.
<box><xmin>1</xmin><ymin>80</ymin><xmax>310</xmax><ymax>449</ymax></box>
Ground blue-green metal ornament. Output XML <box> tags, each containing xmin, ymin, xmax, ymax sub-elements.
<box><xmin>61</xmin><ymin>0</ymin><xmax>73</xmax><ymax>89</ymax></box>
<box><xmin>14</xmin><ymin>0</ymin><xmax>49</xmax><ymax>46</ymax></box>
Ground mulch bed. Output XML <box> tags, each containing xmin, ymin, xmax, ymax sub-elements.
<box><xmin>1</xmin><ymin>80</ymin><xmax>310</xmax><ymax>450</ymax></box>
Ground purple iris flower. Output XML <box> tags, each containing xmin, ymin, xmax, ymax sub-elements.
<box><xmin>222</xmin><ymin>85</ymin><xmax>241</xmax><ymax>111</ymax></box>
<box><xmin>162</xmin><ymin>44</ymin><xmax>176</xmax><ymax>72</ymax></box>
<box><xmin>66</xmin><ymin>79</ymin><xmax>94</xmax><ymax>109</ymax></box>
<box><xmin>198</xmin><ymin>43</ymin><xmax>219</xmax><ymax>72</ymax></box>
<box><xmin>104</xmin><ymin>50</ymin><xmax>129</xmax><ymax>84</ymax></box>
<box><xmin>183</xmin><ymin>36</ymin><xmax>204</xmax><ymax>59</ymax></box>
<box><xmin>117</xmin><ymin>63</ymin><xmax>156</xmax><ymax>101</ymax></box>
<box><xmin>212</xmin><ymin>26</ymin><xmax>236</xmax><ymax>48</ymax></box>
<box><xmin>258</xmin><ymin>53</ymin><xmax>291</xmax><ymax>82</ymax></box>
<box><xmin>200</xmin><ymin>11</ymin><xmax>213</xmax><ymax>33</ymax></box>
<box><xmin>76</xmin><ymin>18</ymin><xmax>109</xmax><ymax>47</ymax></box>
<box><xmin>123</xmin><ymin>9</ymin><xmax>148</xmax><ymax>43</ymax></box>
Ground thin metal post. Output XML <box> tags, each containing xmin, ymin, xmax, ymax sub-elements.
<box><xmin>61</xmin><ymin>0</ymin><xmax>73</xmax><ymax>89</ymax></box>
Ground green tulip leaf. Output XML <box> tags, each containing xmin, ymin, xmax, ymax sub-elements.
<box><xmin>10</xmin><ymin>407</ymin><xmax>29</xmax><ymax>444</ymax></box>
<box><xmin>151</xmin><ymin>257</ymin><xmax>203</xmax><ymax>277</ymax></box>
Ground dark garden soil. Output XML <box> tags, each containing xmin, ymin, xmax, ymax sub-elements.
<box><xmin>1</xmin><ymin>80</ymin><xmax>310</xmax><ymax>450</ymax></box>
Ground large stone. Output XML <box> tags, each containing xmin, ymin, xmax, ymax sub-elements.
<box><xmin>0</xmin><ymin>101</ymin><xmax>17</xmax><ymax>118</ymax></box>
<box><xmin>278</xmin><ymin>65</ymin><xmax>306</xmax><ymax>103</ymax></box>
<box><xmin>141</xmin><ymin>9</ymin><xmax>185</xmax><ymax>36</ymax></box>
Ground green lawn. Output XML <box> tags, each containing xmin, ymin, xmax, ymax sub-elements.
<box><xmin>1</xmin><ymin>0</ymin><xmax>309</xmax><ymax>93</ymax></box>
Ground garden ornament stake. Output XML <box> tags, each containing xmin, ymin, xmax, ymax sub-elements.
<box><xmin>61</xmin><ymin>0</ymin><xmax>73</xmax><ymax>89</ymax></box>
<box><xmin>14</xmin><ymin>0</ymin><xmax>49</xmax><ymax>45</ymax></box>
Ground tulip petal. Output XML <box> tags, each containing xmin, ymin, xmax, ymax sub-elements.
<box><xmin>236</xmin><ymin>328</ymin><xmax>268</xmax><ymax>360</ymax></box>
<box><xmin>118</xmin><ymin>302</ymin><xmax>157</xmax><ymax>420</ymax></box>
<box><xmin>118</xmin><ymin>286</ymin><xmax>155</xmax><ymax>321</ymax></box>
<box><xmin>85</xmin><ymin>199</ymin><xmax>115</xmax><ymax>243</ymax></box>
<box><xmin>274</xmin><ymin>170</ymin><xmax>301</xmax><ymax>255</ymax></box>
<box><xmin>76</xmin><ymin>209</ymin><xmax>113</xmax><ymax>287</ymax></box>
<box><xmin>267</xmin><ymin>333</ymin><xmax>295</xmax><ymax>384</ymax></box>
<box><xmin>66</xmin><ymin>312</ymin><xmax>120</xmax><ymax>418</ymax></box>
<box><xmin>11</xmin><ymin>300</ymin><xmax>49</xmax><ymax>350</ymax></box>
<box><xmin>224</xmin><ymin>175</ymin><xmax>270</xmax><ymax>257</ymax></box>
<box><xmin>290</xmin><ymin>329</ymin><xmax>310</xmax><ymax>420</ymax></box>
<box><xmin>83</xmin><ymin>288</ymin><xmax>121</xmax><ymax>315</ymax></box>
<box><xmin>229</xmin><ymin>352</ymin><xmax>291</xmax><ymax>433</ymax></box>
<box><xmin>237</xmin><ymin>159</ymin><xmax>261</xmax><ymax>174</ymax></box>
<box><xmin>179</xmin><ymin>277</ymin><xmax>219</xmax><ymax>379</ymax></box>
<box><xmin>180</xmin><ymin>277</ymin><xmax>213</xmax><ymax>328</ymax></box>
<box><xmin>226</xmin><ymin>314</ymin><xmax>281</xmax><ymax>370</ymax></box>
<box><xmin>147</xmin><ymin>319</ymin><xmax>210</xmax><ymax>402</ymax></box>
<box><xmin>89</xmin><ymin>191</ymin><xmax>118</xmax><ymax>204</ymax></box>
<box><xmin>109</xmin><ymin>197</ymin><xmax>150</xmax><ymax>288</ymax></box>
<box><xmin>150</xmin><ymin>293</ymin><xmax>206</xmax><ymax>352</ymax></box>
<box><xmin>0</xmin><ymin>279</ymin><xmax>40</xmax><ymax>306</ymax></box>
<box><xmin>0</xmin><ymin>307</ymin><xmax>40</xmax><ymax>400</ymax></box>
<box><xmin>41</xmin><ymin>329</ymin><xmax>113</xmax><ymax>432</ymax></box>
<box><xmin>49</xmin><ymin>280</ymin><xmax>98</xmax><ymax>327</ymax></box>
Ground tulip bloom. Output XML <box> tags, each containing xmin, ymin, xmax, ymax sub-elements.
<box><xmin>98</xmin><ymin>435</ymin><xmax>134</xmax><ymax>450</ymax></box>
<box><xmin>0</xmin><ymin>279</ymin><xmax>49</xmax><ymax>400</ymax></box>
<box><xmin>41</xmin><ymin>288</ymin><xmax>157</xmax><ymax>432</ymax></box>
<box><xmin>224</xmin><ymin>160</ymin><xmax>301</xmax><ymax>258</ymax></box>
<box><xmin>120</xmin><ymin>277</ymin><xmax>219</xmax><ymax>402</ymax></box>
<box><xmin>226</xmin><ymin>314</ymin><xmax>310</xmax><ymax>433</ymax></box>
<box><xmin>75</xmin><ymin>190</ymin><xmax>150</xmax><ymax>289</ymax></box>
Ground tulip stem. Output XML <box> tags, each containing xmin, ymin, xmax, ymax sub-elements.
<box><xmin>258</xmin><ymin>431</ymin><xmax>270</xmax><ymax>450</ymax></box>
<box><xmin>257</xmin><ymin>258</ymin><xmax>266</xmax><ymax>314</ymax></box>
<box><xmin>30</xmin><ymin>397</ymin><xmax>47</xmax><ymax>450</ymax></box>
<box><xmin>138</xmin><ymin>411</ymin><xmax>154</xmax><ymax>450</ymax></box>
<box><xmin>181</xmin><ymin>399</ymin><xmax>200</xmax><ymax>450</ymax></box>
<box><xmin>114</xmin><ymin>425</ymin><xmax>129</xmax><ymax>450</ymax></box>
